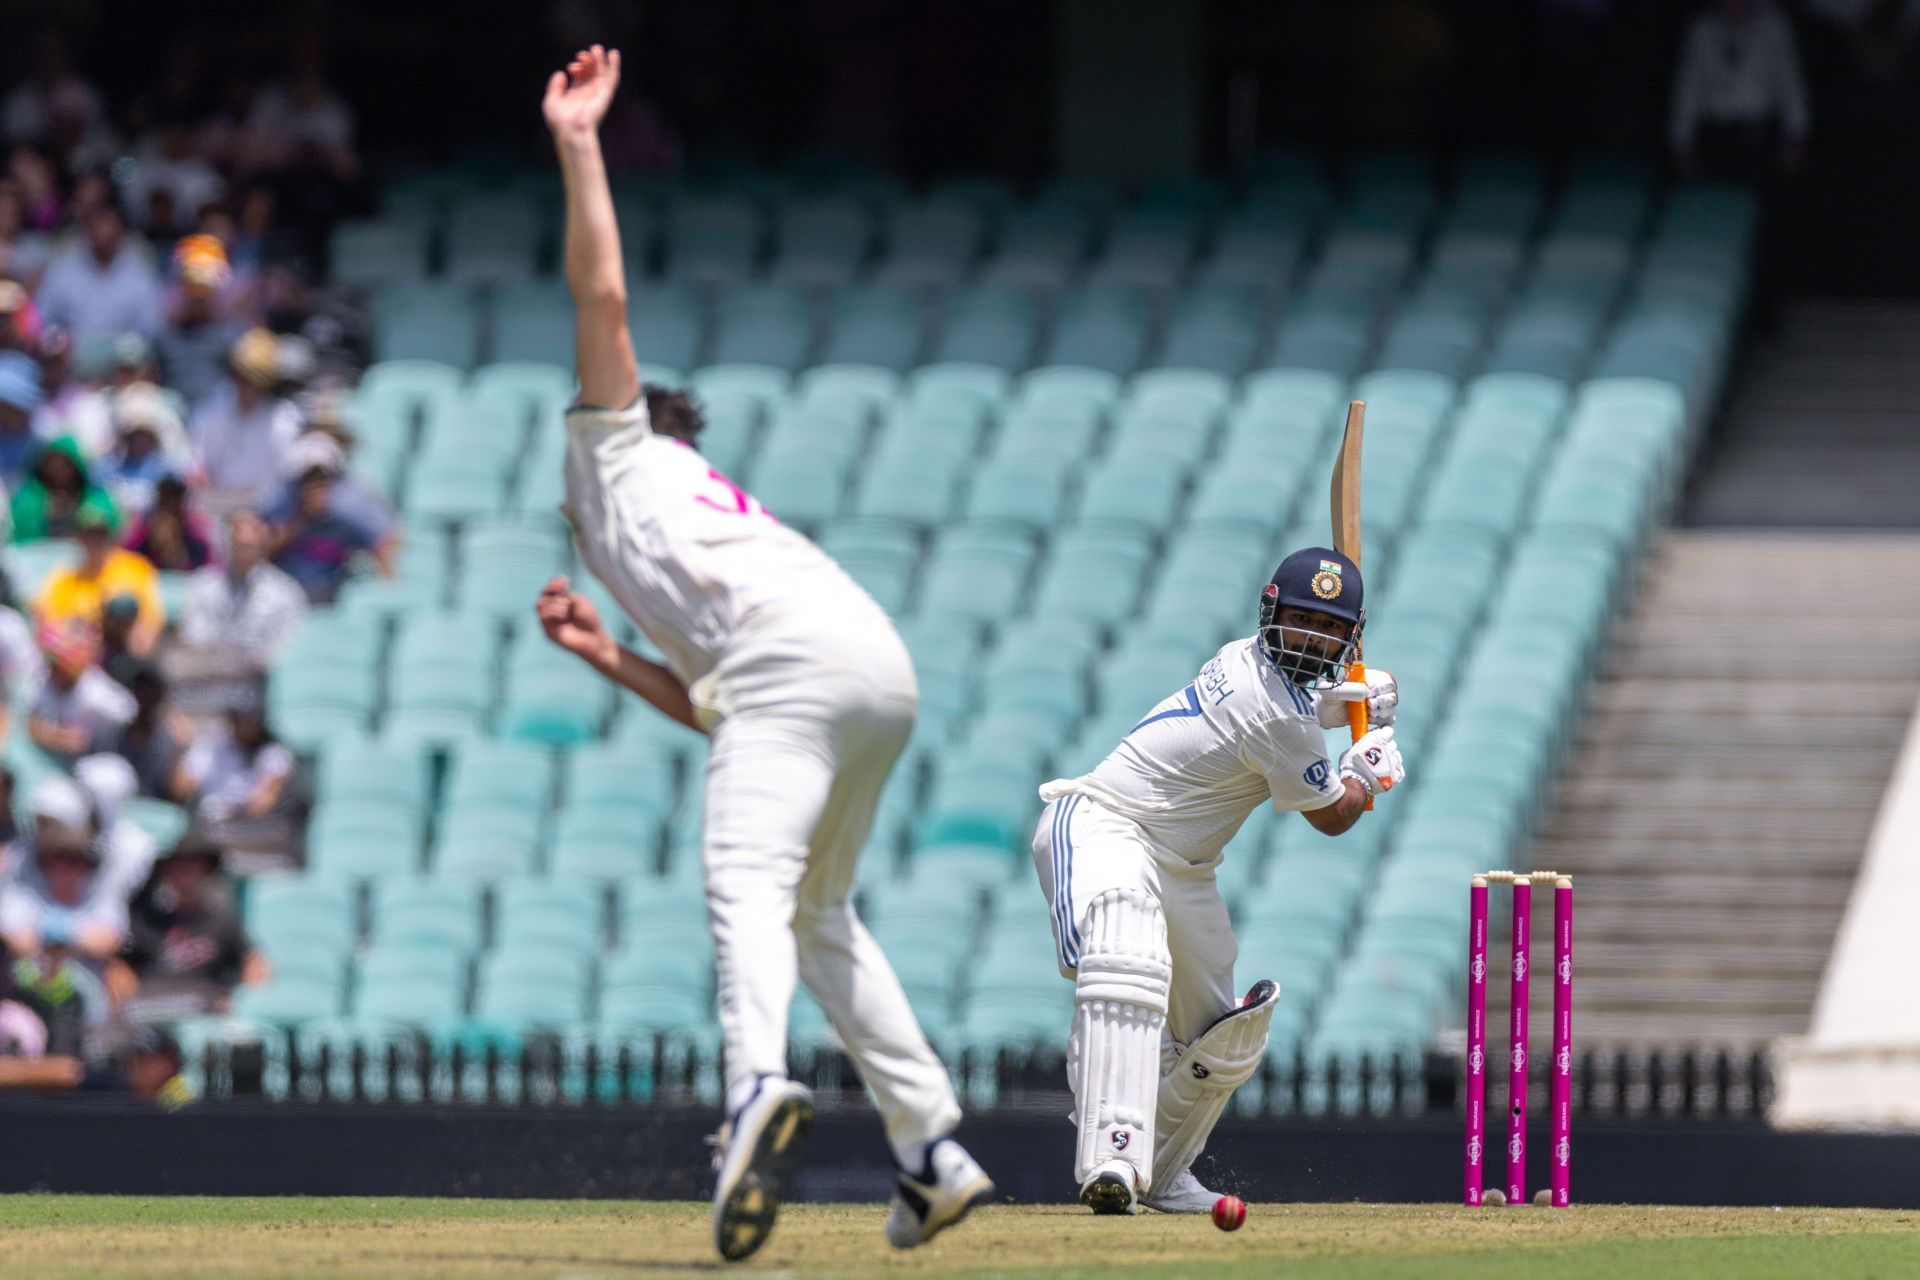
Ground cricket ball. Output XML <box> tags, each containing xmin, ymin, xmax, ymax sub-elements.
<box><xmin>1211</xmin><ymin>1195</ymin><xmax>1247</xmax><ymax>1231</ymax></box>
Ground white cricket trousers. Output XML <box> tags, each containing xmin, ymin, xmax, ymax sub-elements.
<box><xmin>698</xmin><ymin>608</ymin><xmax>962</xmax><ymax>1147</ymax></box>
<box><xmin>1030</xmin><ymin>793</ymin><xmax>1239</xmax><ymax>1051</ymax></box>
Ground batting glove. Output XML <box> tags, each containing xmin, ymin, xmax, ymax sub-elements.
<box><xmin>1316</xmin><ymin>667</ymin><xmax>1399</xmax><ymax>729</ymax></box>
<box><xmin>1338</xmin><ymin>726</ymin><xmax>1405</xmax><ymax>796</ymax></box>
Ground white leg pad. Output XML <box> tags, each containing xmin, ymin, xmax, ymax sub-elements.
<box><xmin>1151</xmin><ymin>980</ymin><xmax>1278</xmax><ymax>1190</ymax></box>
<box><xmin>1069</xmin><ymin>887</ymin><xmax>1171</xmax><ymax>1192</ymax></box>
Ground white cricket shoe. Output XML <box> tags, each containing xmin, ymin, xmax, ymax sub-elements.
<box><xmin>885</xmin><ymin>1137</ymin><xmax>995</xmax><ymax>1248</ymax></box>
<box><xmin>1078</xmin><ymin>1159</ymin><xmax>1141</xmax><ymax>1215</ymax></box>
<box><xmin>710</xmin><ymin>1077</ymin><xmax>814</xmax><ymax>1262</ymax></box>
<box><xmin>1140</xmin><ymin>1168</ymin><xmax>1219</xmax><ymax>1214</ymax></box>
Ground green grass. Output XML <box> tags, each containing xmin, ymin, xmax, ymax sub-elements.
<box><xmin>0</xmin><ymin>1198</ymin><xmax>1914</xmax><ymax>1279</ymax></box>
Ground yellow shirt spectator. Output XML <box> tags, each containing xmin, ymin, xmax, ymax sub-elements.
<box><xmin>35</xmin><ymin>513</ymin><xmax>165</xmax><ymax>656</ymax></box>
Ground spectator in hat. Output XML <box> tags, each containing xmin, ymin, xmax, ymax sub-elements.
<box><xmin>0</xmin><ymin>348</ymin><xmax>41</xmax><ymax>487</ymax></box>
<box><xmin>123</xmin><ymin>832</ymin><xmax>266</xmax><ymax>1018</ymax></box>
<box><xmin>173</xmin><ymin>689</ymin><xmax>294</xmax><ymax>824</ymax></box>
<box><xmin>0</xmin><ymin>818</ymin><xmax>125</xmax><ymax>963</ymax></box>
<box><xmin>189</xmin><ymin>327</ymin><xmax>298</xmax><ymax>508</ymax></box>
<box><xmin>35</xmin><ymin>508</ymin><xmax>163</xmax><ymax>654</ymax></box>
<box><xmin>33</xmin><ymin>201</ymin><xmax>163</xmax><ymax>346</ymax></box>
<box><xmin>10</xmin><ymin>436</ymin><xmax>118</xmax><ymax>543</ymax></box>
<box><xmin>155</xmin><ymin>235</ymin><xmax>245</xmax><ymax>409</ymax></box>
<box><xmin>94</xmin><ymin>381</ymin><xmax>192</xmax><ymax>516</ymax></box>
<box><xmin>88</xmin><ymin>667</ymin><xmax>190</xmax><ymax>802</ymax></box>
<box><xmin>27</xmin><ymin>622</ymin><xmax>135</xmax><ymax>767</ymax></box>
<box><xmin>31</xmin><ymin>768</ymin><xmax>155</xmax><ymax>906</ymax></box>
<box><xmin>178</xmin><ymin>509</ymin><xmax>305</xmax><ymax>669</ymax></box>
<box><xmin>262</xmin><ymin>433</ymin><xmax>397</xmax><ymax>603</ymax></box>
<box><xmin>122</xmin><ymin>474</ymin><xmax>215</xmax><ymax>573</ymax></box>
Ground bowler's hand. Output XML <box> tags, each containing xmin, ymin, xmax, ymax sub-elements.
<box><xmin>536</xmin><ymin>576</ymin><xmax>619</xmax><ymax>671</ymax></box>
<box><xmin>543</xmin><ymin>44</ymin><xmax>622</xmax><ymax>138</ymax></box>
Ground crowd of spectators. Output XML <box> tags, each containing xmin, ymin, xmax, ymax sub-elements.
<box><xmin>0</xmin><ymin>30</ymin><xmax>390</xmax><ymax>1098</ymax></box>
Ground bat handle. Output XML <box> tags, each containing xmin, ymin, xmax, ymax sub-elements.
<box><xmin>1346</xmin><ymin>658</ymin><xmax>1373</xmax><ymax>811</ymax></box>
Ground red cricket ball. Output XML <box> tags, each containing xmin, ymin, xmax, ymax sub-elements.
<box><xmin>1211</xmin><ymin>1195</ymin><xmax>1247</xmax><ymax>1231</ymax></box>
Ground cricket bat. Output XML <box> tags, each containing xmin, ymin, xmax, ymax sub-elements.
<box><xmin>1329</xmin><ymin>400</ymin><xmax>1371</xmax><ymax>809</ymax></box>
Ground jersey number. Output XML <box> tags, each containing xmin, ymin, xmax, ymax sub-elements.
<box><xmin>695</xmin><ymin>469</ymin><xmax>777</xmax><ymax>521</ymax></box>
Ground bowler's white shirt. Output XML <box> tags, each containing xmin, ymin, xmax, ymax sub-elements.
<box><xmin>1041</xmin><ymin>638</ymin><xmax>1341</xmax><ymax>866</ymax></box>
<box><xmin>562</xmin><ymin>398</ymin><xmax>881</xmax><ymax>687</ymax></box>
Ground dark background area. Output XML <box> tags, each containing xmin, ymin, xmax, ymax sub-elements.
<box><xmin>6</xmin><ymin>0</ymin><xmax>1920</xmax><ymax>290</ymax></box>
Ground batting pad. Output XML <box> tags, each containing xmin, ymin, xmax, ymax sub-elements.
<box><xmin>1152</xmin><ymin>979</ymin><xmax>1279</xmax><ymax>1189</ymax></box>
<box><xmin>1070</xmin><ymin>887</ymin><xmax>1172</xmax><ymax>1189</ymax></box>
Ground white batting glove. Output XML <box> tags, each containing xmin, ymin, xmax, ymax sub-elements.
<box><xmin>1316</xmin><ymin>667</ymin><xmax>1399</xmax><ymax>729</ymax></box>
<box><xmin>1338</xmin><ymin>726</ymin><xmax>1405</xmax><ymax>796</ymax></box>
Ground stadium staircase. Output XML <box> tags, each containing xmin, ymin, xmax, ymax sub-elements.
<box><xmin>1516</xmin><ymin>532</ymin><xmax>1920</xmax><ymax>1048</ymax></box>
<box><xmin>1686</xmin><ymin>300</ymin><xmax>1920</xmax><ymax>529</ymax></box>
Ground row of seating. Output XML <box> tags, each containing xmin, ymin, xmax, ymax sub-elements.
<box><xmin>214</xmin><ymin>164</ymin><xmax>1750</xmax><ymax>1085</ymax></box>
<box><xmin>361</xmin><ymin>206</ymin><xmax>1741</xmax><ymax>372</ymax></box>
<box><xmin>334</xmin><ymin>159</ymin><xmax>1740</xmax><ymax>293</ymax></box>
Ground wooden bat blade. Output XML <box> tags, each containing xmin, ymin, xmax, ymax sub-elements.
<box><xmin>1329</xmin><ymin>400</ymin><xmax>1371</xmax><ymax>806</ymax></box>
<box><xmin>1330</xmin><ymin>400</ymin><xmax>1365</xmax><ymax>570</ymax></box>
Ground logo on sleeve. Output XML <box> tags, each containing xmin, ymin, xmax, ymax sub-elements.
<box><xmin>1304</xmin><ymin>759</ymin><xmax>1331</xmax><ymax>789</ymax></box>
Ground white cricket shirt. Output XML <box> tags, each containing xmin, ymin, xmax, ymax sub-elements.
<box><xmin>1040</xmin><ymin>638</ymin><xmax>1342</xmax><ymax>865</ymax></box>
<box><xmin>562</xmin><ymin>399</ymin><xmax>880</xmax><ymax>687</ymax></box>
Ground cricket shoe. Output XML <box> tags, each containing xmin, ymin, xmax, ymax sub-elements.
<box><xmin>1140</xmin><ymin>1168</ymin><xmax>1219</xmax><ymax>1214</ymax></box>
<box><xmin>710</xmin><ymin>1076</ymin><xmax>814</xmax><ymax>1262</ymax></box>
<box><xmin>885</xmin><ymin>1137</ymin><xmax>995</xmax><ymax>1248</ymax></box>
<box><xmin>1078</xmin><ymin>1159</ymin><xmax>1141</xmax><ymax>1215</ymax></box>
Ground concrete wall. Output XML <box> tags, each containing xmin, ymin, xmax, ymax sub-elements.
<box><xmin>1775</xmin><ymin>692</ymin><xmax>1920</xmax><ymax>1129</ymax></box>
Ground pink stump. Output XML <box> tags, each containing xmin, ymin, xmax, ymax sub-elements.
<box><xmin>1464</xmin><ymin>876</ymin><xmax>1488</xmax><ymax>1205</ymax></box>
<box><xmin>1550</xmin><ymin>878</ymin><xmax>1573</xmax><ymax>1207</ymax></box>
<box><xmin>1505</xmin><ymin>878</ymin><xmax>1531</xmax><ymax>1205</ymax></box>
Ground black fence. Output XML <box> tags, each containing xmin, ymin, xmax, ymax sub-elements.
<box><xmin>187</xmin><ymin>1033</ymin><xmax>1775</xmax><ymax>1123</ymax></box>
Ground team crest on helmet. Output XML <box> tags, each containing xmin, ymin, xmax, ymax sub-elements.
<box><xmin>1310</xmin><ymin>569</ymin><xmax>1342</xmax><ymax>600</ymax></box>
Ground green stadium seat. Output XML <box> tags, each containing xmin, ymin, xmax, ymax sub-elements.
<box><xmin>1075</xmin><ymin>455</ymin><xmax>1186</xmax><ymax>532</ymax></box>
<box><xmin>844</xmin><ymin>452</ymin><xmax>959</xmax><ymax>535</ymax></box>
<box><xmin>492</xmin><ymin>877</ymin><xmax>608</xmax><ymax>953</ymax></box>
<box><xmin>305</xmin><ymin>806</ymin><xmax>421</xmax><ymax>880</ymax></box>
<box><xmin>403</xmin><ymin>455</ymin><xmax>506</xmax><ymax>525</ymax></box>
<box><xmin>663</xmin><ymin>194</ymin><xmax>764</xmax><ymax>287</ymax></box>
<box><xmin>247</xmin><ymin>876</ymin><xmax>357</xmax><ymax>953</ymax></box>
<box><xmin>232</xmin><ymin>975</ymin><xmax>345</xmax><ymax>1027</ymax></box>
<box><xmin>330</xmin><ymin>219</ymin><xmax>430</xmax><ymax>286</ymax></box>
<box><xmin>432</xmin><ymin>805</ymin><xmax>544</xmax><ymax>880</ymax></box>
<box><xmin>371</xmin><ymin>879</ymin><xmax>484</xmax><ymax>951</ymax></box>
<box><xmin>468</xmin><ymin>950</ymin><xmax>594</xmax><ymax>1033</ymax></box>
<box><xmin>371</xmin><ymin>286</ymin><xmax>482</xmax><ymax>368</ymax></box>
<box><xmin>930</xmin><ymin>293</ymin><xmax>1041</xmax><ymax>371</ymax></box>
<box><xmin>768</xmin><ymin>195</ymin><xmax>873</xmax><ymax>287</ymax></box>
<box><xmin>470</xmin><ymin>361</ymin><xmax>574</xmax><ymax>425</ymax></box>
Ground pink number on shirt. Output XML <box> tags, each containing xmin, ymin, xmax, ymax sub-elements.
<box><xmin>694</xmin><ymin>469</ymin><xmax>777</xmax><ymax>522</ymax></box>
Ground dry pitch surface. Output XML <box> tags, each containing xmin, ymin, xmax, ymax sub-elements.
<box><xmin>0</xmin><ymin>1197</ymin><xmax>1915</xmax><ymax>1280</ymax></box>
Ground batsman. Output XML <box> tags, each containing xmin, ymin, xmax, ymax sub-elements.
<box><xmin>1030</xmin><ymin>406</ymin><xmax>1405</xmax><ymax>1214</ymax></box>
